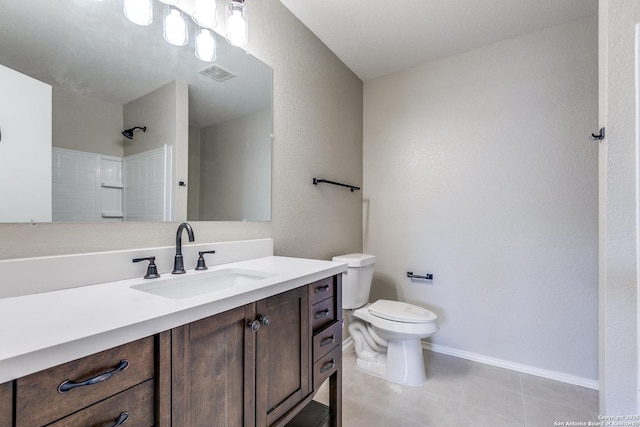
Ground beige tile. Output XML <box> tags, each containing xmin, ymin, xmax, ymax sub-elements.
<box><xmin>313</xmin><ymin>380</ymin><xmax>330</xmax><ymax>406</ymax></box>
<box><xmin>520</xmin><ymin>373</ymin><xmax>589</xmax><ymax>412</ymax></box>
<box><xmin>341</xmin><ymin>347</ymin><xmax>598</xmax><ymax>427</ymax></box>
<box><xmin>420</xmin><ymin>351</ymin><xmax>471</xmax><ymax>401</ymax></box>
<box><xmin>455</xmin><ymin>404</ymin><xmax>524</xmax><ymax>427</ymax></box>
<box><xmin>579</xmin><ymin>387</ymin><xmax>600</xmax><ymax>417</ymax></box>
<box><xmin>466</xmin><ymin>362</ymin><xmax>522</xmax><ymax>393</ymax></box>
<box><xmin>342</xmin><ymin>395</ymin><xmax>393</xmax><ymax>427</ymax></box>
<box><xmin>384</xmin><ymin>388</ymin><xmax>461</xmax><ymax>426</ymax></box>
<box><xmin>383</xmin><ymin>415</ymin><xmax>429</xmax><ymax>427</ymax></box>
<box><xmin>462</xmin><ymin>379</ymin><xmax>525</xmax><ymax>421</ymax></box>
<box><xmin>341</xmin><ymin>347</ymin><xmax>360</xmax><ymax>389</ymax></box>
<box><xmin>523</xmin><ymin>394</ymin><xmax>599</xmax><ymax>427</ymax></box>
<box><xmin>425</xmin><ymin>351</ymin><xmax>473</xmax><ymax>374</ymax></box>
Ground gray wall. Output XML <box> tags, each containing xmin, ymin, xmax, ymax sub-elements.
<box><xmin>52</xmin><ymin>87</ymin><xmax>123</xmax><ymax>157</ymax></box>
<box><xmin>0</xmin><ymin>0</ymin><xmax>363</xmax><ymax>262</ymax></box>
<box><xmin>364</xmin><ymin>17</ymin><xmax>598</xmax><ymax>384</ymax></box>
<box><xmin>199</xmin><ymin>110</ymin><xmax>271</xmax><ymax>221</ymax></box>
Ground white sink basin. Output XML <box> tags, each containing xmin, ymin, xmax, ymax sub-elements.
<box><xmin>131</xmin><ymin>268</ymin><xmax>277</xmax><ymax>299</ymax></box>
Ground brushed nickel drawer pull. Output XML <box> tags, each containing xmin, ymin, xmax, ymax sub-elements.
<box><xmin>320</xmin><ymin>335</ymin><xmax>336</xmax><ymax>347</ymax></box>
<box><xmin>314</xmin><ymin>285</ymin><xmax>330</xmax><ymax>293</ymax></box>
<box><xmin>57</xmin><ymin>360</ymin><xmax>129</xmax><ymax>393</ymax></box>
<box><xmin>320</xmin><ymin>360</ymin><xmax>335</xmax><ymax>374</ymax></box>
<box><xmin>111</xmin><ymin>412</ymin><xmax>129</xmax><ymax>427</ymax></box>
<box><xmin>314</xmin><ymin>309</ymin><xmax>330</xmax><ymax>319</ymax></box>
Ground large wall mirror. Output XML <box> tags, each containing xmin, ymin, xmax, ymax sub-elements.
<box><xmin>0</xmin><ymin>0</ymin><xmax>272</xmax><ymax>223</ymax></box>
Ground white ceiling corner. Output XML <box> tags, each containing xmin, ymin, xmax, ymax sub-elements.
<box><xmin>278</xmin><ymin>0</ymin><xmax>598</xmax><ymax>81</ymax></box>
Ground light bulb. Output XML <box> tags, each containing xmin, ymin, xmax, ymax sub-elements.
<box><xmin>193</xmin><ymin>0</ymin><xmax>217</xmax><ymax>29</ymax></box>
<box><xmin>225</xmin><ymin>1</ymin><xmax>247</xmax><ymax>47</ymax></box>
<box><xmin>196</xmin><ymin>28</ymin><xmax>216</xmax><ymax>62</ymax></box>
<box><xmin>163</xmin><ymin>8</ymin><xmax>188</xmax><ymax>46</ymax></box>
<box><xmin>123</xmin><ymin>0</ymin><xmax>153</xmax><ymax>26</ymax></box>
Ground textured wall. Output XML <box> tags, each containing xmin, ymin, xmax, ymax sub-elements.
<box><xmin>363</xmin><ymin>17</ymin><xmax>598</xmax><ymax>381</ymax></box>
<box><xmin>248</xmin><ymin>1</ymin><xmax>364</xmax><ymax>259</ymax></box>
<box><xmin>199</xmin><ymin>110</ymin><xmax>271</xmax><ymax>221</ymax></box>
<box><xmin>0</xmin><ymin>0</ymin><xmax>363</xmax><ymax>262</ymax></box>
<box><xmin>52</xmin><ymin>87</ymin><xmax>123</xmax><ymax>157</ymax></box>
<box><xmin>598</xmin><ymin>0</ymin><xmax>640</xmax><ymax>414</ymax></box>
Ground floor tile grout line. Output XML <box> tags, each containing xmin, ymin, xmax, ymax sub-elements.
<box><xmin>520</xmin><ymin>374</ymin><xmax>529</xmax><ymax>427</ymax></box>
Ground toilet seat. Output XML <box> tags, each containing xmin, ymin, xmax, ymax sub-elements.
<box><xmin>368</xmin><ymin>300</ymin><xmax>437</xmax><ymax>324</ymax></box>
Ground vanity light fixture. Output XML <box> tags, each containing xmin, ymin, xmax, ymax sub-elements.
<box><xmin>163</xmin><ymin>7</ymin><xmax>188</xmax><ymax>46</ymax></box>
<box><xmin>123</xmin><ymin>0</ymin><xmax>153</xmax><ymax>26</ymax></box>
<box><xmin>225</xmin><ymin>0</ymin><xmax>248</xmax><ymax>47</ymax></box>
<box><xmin>122</xmin><ymin>126</ymin><xmax>147</xmax><ymax>139</ymax></box>
<box><xmin>195</xmin><ymin>28</ymin><xmax>217</xmax><ymax>62</ymax></box>
<box><xmin>112</xmin><ymin>0</ymin><xmax>251</xmax><ymax>63</ymax></box>
<box><xmin>192</xmin><ymin>0</ymin><xmax>217</xmax><ymax>29</ymax></box>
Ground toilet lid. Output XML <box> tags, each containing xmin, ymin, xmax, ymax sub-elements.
<box><xmin>368</xmin><ymin>300</ymin><xmax>437</xmax><ymax>324</ymax></box>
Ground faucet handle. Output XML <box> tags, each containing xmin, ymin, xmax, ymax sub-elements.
<box><xmin>132</xmin><ymin>256</ymin><xmax>161</xmax><ymax>279</ymax></box>
<box><xmin>195</xmin><ymin>250</ymin><xmax>216</xmax><ymax>270</ymax></box>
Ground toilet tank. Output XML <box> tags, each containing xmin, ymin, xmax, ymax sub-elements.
<box><xmin>332</xmin><ymin>253</ymin><xmax>376</xmax><ymax>309</ymax></box>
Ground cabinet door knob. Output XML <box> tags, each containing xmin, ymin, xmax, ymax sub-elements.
<box><xmin>314</xmin><ymin>285</ymin><xmax>330</xmax><ymax>293</ymax></box>
<box><xmin>259</xmin><ymin>315</ymin><xmax>271</xmax><ymax>327</ymax></box>
<box><xmin>248</xmin><ymin>320</ymin><xmax>261</xmax><ymax>332</ymax></box>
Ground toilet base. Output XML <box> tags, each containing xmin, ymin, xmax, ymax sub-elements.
<box><xmin>385</xmin><ymin>338</ymin><xmax>428</xmax><ymax>386</ymax></box>
<box><xmin>354</xmin><ymin>338</ymin><xmax>428</xmax><ymax>386</ymax></box>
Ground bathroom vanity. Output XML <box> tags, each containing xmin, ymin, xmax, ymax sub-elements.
<box><xmin>0</xmin><ymin>239</ymin><xmax>345</xmax><ymax>427</ymax></box>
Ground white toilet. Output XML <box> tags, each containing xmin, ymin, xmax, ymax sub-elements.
<box><xmin>333</xmin><ymin>253</ymin><xmax>439</xmax><ymax>386</ymax></box>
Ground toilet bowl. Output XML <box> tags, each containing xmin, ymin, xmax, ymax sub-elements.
<box><xmin>333</xmin><ymin>254</ymin><xmax>439</xmax><ymax>386</ymax></box>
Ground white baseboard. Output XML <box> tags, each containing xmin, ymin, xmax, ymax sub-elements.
<box><xmin>341</xmin><ymin>337</ymin><xmax>598</xmax><ymax>390</ymax></box>
<box><xmin>342</xmin><ymin>336</ymin><xmax>354</xmax><ymax>351</ymax></box>
<box><xmin>422</xmin><ymin>341</ymin><xmax>599</xmax><ymax>390</ymax></box>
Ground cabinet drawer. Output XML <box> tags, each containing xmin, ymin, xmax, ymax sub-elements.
<box><xmin>311</xmin><ymin>297</ymin><xmax>335</xmax><ymax>331</ymax></box>
<box><xmin>48</xmin><ymin>379</ymin><xmax>154</xmax><ymax>427</ymax></box>
<box><xmin>313</xmin><ymin>345</ymin><xmax>341</xmax><ymax>390</ymax></box>
<box><xmin>313</xmin><ymin>321</ymin><xmax>341</xmax><ymax>362</ymax></box>
<box><xmin>309</xmin><ymin>277</ymin><xmax>335</xmax><ymax>305</ymax></box>
<box><xmin>17</xmin><ymin>336</ymin><xmax>154</xmax><ymax>427</ymax></box>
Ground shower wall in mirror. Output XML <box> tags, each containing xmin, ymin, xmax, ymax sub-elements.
<box><xmin>0</xmin><ymin>0</ymin><xmax>273</xmax><ymax>223</ymax></box>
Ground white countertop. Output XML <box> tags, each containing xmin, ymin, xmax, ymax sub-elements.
<box><xmin>0</xmin><ymin>255</ymin><xmax>347</xmax><ymax>383</ymax></box>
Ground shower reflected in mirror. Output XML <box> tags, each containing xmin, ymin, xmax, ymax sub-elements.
<box><xmin>122</xmin><ymin>126</ymin><xmax>147</xmax><ymax>140</ymax></box>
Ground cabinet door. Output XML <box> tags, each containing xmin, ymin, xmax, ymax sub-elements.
<box><xmin>0</xmin><ymin>381</ymin><xmax>12</xmax><ymax>426</ymax></box>
<box><xmin>172</xmin><ymin>304</ymin><xmax>256</xmax><ymax>427</ymax></box>
<box><xmin>256</xmin><ymin>286</ymin><xmax>311</xmax><ymax>427</ymax></box>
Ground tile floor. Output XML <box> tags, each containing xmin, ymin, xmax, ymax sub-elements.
<box><xmin>315</xmin><ymin>345</ymin><xmax>599</xmax><ymax>427</ymax></box>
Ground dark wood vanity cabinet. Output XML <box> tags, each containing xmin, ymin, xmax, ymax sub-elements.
<box><xmin>171</xmin><ymin>276</ymin><xmax>342</xmax><ymax>427</ymax></box>
<box><xmin>171</xmin><ymin>286</ymin><xmax>312</xmax><ymax>427</ymax></box>
<box><xmin>0</xmin><ymin>381</ymin><xmax>12</xmax><ymax>426</ymax></box>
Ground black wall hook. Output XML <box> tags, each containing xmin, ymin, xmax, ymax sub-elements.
<box><xmin>589</xmin><ymin>127</ymin><xmax>605</xmax><ymax>141</ymax></box>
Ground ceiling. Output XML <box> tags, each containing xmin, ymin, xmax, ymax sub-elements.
<box><xmin>279</xmin><ymin>0</ymin><xmax>598</xmax><ymax>81</ymax></box>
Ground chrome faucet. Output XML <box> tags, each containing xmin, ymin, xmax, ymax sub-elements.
<box><xmin>172</xmin><ymin>222</ymin><xmax>195</xmax><ymax>274</ymax></box>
